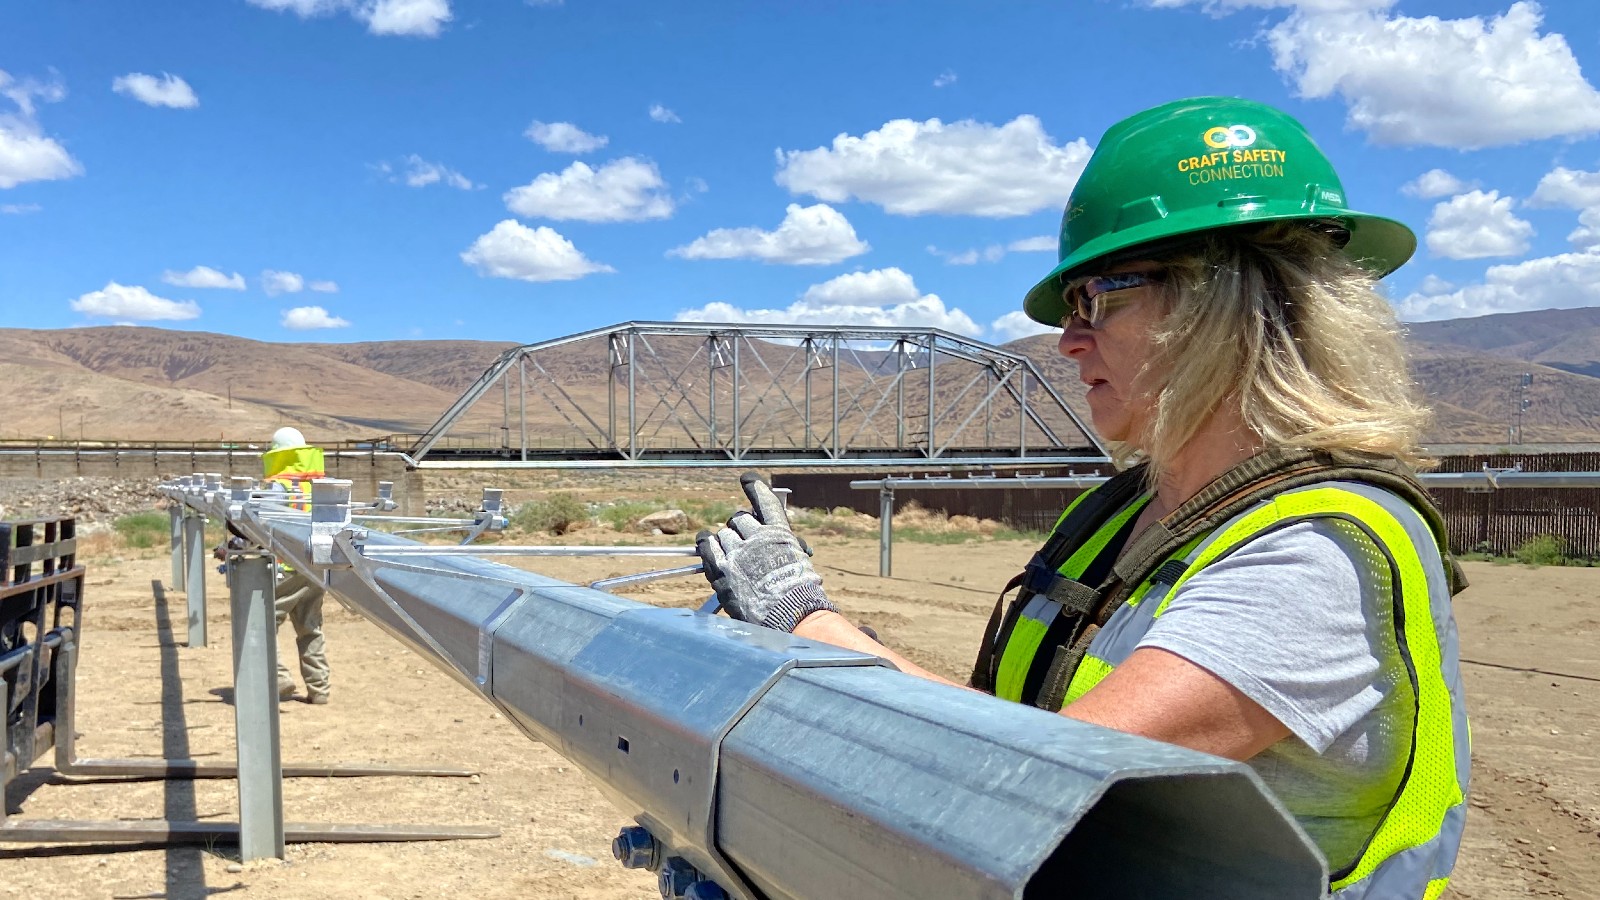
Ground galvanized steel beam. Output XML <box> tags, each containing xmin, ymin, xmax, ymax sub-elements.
<box><xmin>157</xmin><ymin>475</ymin><xmax>1327</xmax><ymax>899</ymax></box>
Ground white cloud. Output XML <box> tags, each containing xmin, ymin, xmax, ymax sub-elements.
<box><xmin>1007</xmin><ymin>235</ymin><xmax>1057</xmax><ymax>253</ymax></box>
<box><xmin>460</xmin><ymin>219</ymin><xmax>614</xmax><ymax>282</ymax></box>
<box><xmin>0</xmin><ymin>69</ymin><xmax>82</xmax><ymax>189</ymax></box>
<box><xmin>262</xmin><ymin>270</ymin><xmax>306</xmax><ymax>295</ymax></box>
<box><xmin>111</xmin><ymin>73</ymin><xmax>199</xmax><ymax>109</ymax></box>
<box><xmin>796</xmin><ymin>268</ymin><xmax>924</xmax><ymax>309</ymax></box>
<box><xmin>70</xmin><ymin>282</ymin><xmax>200</xmax><ymax>321</ymax></box>
<box><xmin>1149</xmin><ymin>0</ymin><xmax>1396</xmax><ymax>12</ymax></box>
<box><xmin>504</xmin><ymin>157</ymin><xmax>674</xmax><ymax>222</ymax></box>
<box><xmin>775</xmin><ymin>115</ymin><xmax>1092</xmax><ymax>217</ymax></box>
<box><xmin>649</xmin><ymin>104</ymin><xmax>681</xmax><ymax>124</ymax></box>
<box><xmin>1565</xmin><ymin>208</ymin><xmax>1600</xmax><ymax>251</ymax></box>
<box><xmin>384</xmin><ymin>154</ymin><xmax>474</xmax><ymax>189</ymax></box>
<box><xmin>1529</xmin><ymin>166</ymin><xmax>1600</xmax><ymax>209</ymax></box>
<box><xmin>310</xmin><ymin>280</ymin><xmax>339</xmax><ymax>292</ymax></box>
<box><xmin>677</xmin><ymin>267</ymin><xmax>981</xmax><ymax>335</ymax></box>
<box><xmin>246</xmin><ymin>0</ymin><xmax>340</xmax><ymax>13</ymax></box>
<box><xmin>1</xmin><ymin>202</ymin><xmax>40</xmax><ymax>214</ymax></box>
<box><xmin>1425</xmin><ymin>190</ymin><xmax>1534</xmax><ymax>260</ymax></box>
<box><xmin>366</xmin><ymin>0</ymin><xmax>451</xmax><ymax>35</ymax></box>
<box><xmin>281</xmin><ymin>305</ymin><xmax>351</xmax><ymax>330</ymax></box>
<box><xmin>668</xmin><ymin>203</ymin><xmax>868</xmax><ymax>265</ymax></box>
<box><xmin>990</xmin><ymin>310</ymin><xmax>1058</xmax><ymax>342</ymax></box>
<box><xmin>1401</xmin><ymin>168</ymin><xmax>1473</xmax><ymax>199</ymax></box>
<box><xmin>1397</xmin><ymin>248</ymin><xmax>1600</xmax><ymax>320</ymax></box>
<box><xmin>525</xmin><ymin>121</ymin><xmax>608</xmax><ymax>153</ymax></box>
<box><xmin>929</xmin><ymin>244</ymin><xmax>1005</xmax><ymax>265</ymax></box>
<box><xmin>932</xmin><ymin>70</ymin><xmax>957</xmax><ymax>88</ymax></box>
<box><xmin>1417</xmin><ymin>274</ymin><xmax>1455</xmax><ymax>294</ymax></box>
<box><xmin>163</xmin><ymin>266</ymin><xmax>245</xmax><ymax>290</ymax></box>
<box><xmin>1265</xmin><ymin>2</ymin><xmax>1600</xmax><ymax>148</ymax></box>
<box><xmin>245</xmin><ymin>0</ymin><xmax>451</xmax><ymax>37</ymax></box>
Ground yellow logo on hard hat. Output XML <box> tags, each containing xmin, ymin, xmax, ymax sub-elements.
<box><xmin>1203</xmin><ymin>125</ymin><xmax>1258</xmax><ymax>149</ymax></box>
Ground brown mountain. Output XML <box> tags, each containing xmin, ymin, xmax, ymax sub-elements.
<box><xmin>1405</xmin><ymin>307</ymin><xmax>1600</xmax><ymax>380</ymax></box>
<box><xmin>5</xmin><ymin>309</ymin><xmax>1600</xmax><ymax>446</ymax></box>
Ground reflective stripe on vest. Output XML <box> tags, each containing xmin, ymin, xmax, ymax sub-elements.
<box><xmin>1058</xmin><ymin>481</ymin><xmax>1467</xmax><ymax>898</ymax></box>
<box><xmin>992</xmin><ymin>494</ymin><xmax>1149</xmax><ymax>703</ymax></box>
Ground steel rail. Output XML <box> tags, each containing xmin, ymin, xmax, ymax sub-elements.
<box><xmin>851</xmin><ymin>467</ymin><xmax>1600</xmax><ymax>576</ymax></box>
<box><xmin>159</xmin><ymin>475</ymin><xmax>1325</xmax><ymax>899</ymax></box>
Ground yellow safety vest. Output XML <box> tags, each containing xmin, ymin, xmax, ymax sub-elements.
<box><xmin>262</xmin><ymin>445</ymin><xmax>324</xmax><ymax>486</ymax></box>
<box><xmin>994</xmin><ymin>480</ymin><xmax>1468</xmax><ymax>899</ymax></box>
<box><xmin>262</xmin><ymin>445</ymin><xmax>325</xmax><ymax>511</ymax></box>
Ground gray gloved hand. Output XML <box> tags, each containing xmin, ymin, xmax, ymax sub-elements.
<box><xmin>697</xmin><ymin>472</ymin><xmax>836</xmax><ymax>633</ymax></box>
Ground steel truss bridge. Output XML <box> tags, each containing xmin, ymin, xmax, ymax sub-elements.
<box><xmin>410</xmin><ymin>322</ymin><xmax>1104</xmax><ymax>468</ymax></box>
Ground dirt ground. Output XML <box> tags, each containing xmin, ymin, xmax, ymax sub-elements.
<box><xmin>3</xmin><ymin>522</ymin><xmax>1599</xmax><ymax>898</ymax></box>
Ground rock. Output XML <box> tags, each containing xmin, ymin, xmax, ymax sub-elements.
<box><xmin>225</xmin><ymin>863</ymin><xmax>244</xmax><ymax>873</ymax></box>
<box><xmin>636</xmin><ymin>509</ymin><xmax>691</xmax><ymax>535</ymax></box>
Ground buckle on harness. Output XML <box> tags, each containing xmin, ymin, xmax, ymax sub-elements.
<box><xmin>1023</xmin><ymin>563</ymin><xmax>1099</xmax><ymax>615</ymax></box>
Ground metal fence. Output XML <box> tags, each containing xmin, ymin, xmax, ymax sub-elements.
<box><xmin>1430</xmin><ymin>452</ymin><xmax>1600</xmax><ymax>557</ymax></box>
<box><xmin>777</xmin><ymin>453</ymin><xmax>1600</xmax><ymax>560</ymax></box>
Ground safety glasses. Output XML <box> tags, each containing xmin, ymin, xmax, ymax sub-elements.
<box><xmin>1061</xmin><ymin>271</ymin><xmax>1162</xmax><ymax>328</ymax></box>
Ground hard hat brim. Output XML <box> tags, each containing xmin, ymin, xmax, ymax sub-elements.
<box><xmin>1021</xmin><ymin>208</ymin><xmax>1417</xmax><ymax>327</ymax></box>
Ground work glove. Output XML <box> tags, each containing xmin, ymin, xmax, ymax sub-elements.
<box><xmin>696</xmin><ymin>472</ymin><xmax>836</xmax><ymax>633</ymax></box>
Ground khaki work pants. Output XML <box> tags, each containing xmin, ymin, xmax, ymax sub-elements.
<box><xmin>275</xmin><ymin>570</ymin><xmax>330</xmax><ymax>697</ymax></box>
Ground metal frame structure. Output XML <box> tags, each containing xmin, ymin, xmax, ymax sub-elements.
<box><xmin>140</xmin><ymin>473</ymin><xmax>1331</xmax><ymax>898</ymax></box>
<box><xmin>409</xmin><ymin>322</ymin><xmax>1104</xmax><ymax>466</ymax></box>
<box><xmin>852</xmin><ymin>465</ymin><xmax>1600</xmax><ymax>575</ymax></box>
<box><xmin>1</xmin><ymin>498</ymin><xmax>496</xmax><ymax>856</ymax></box>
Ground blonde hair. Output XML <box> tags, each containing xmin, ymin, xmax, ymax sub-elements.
<box><xmin>1117</xmin><ymin>221</ymin><xmax>1431</xmax><ymax>475</ymax></box>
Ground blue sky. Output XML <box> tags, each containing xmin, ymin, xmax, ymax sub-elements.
<box><xmin>5</xmin><ymin>0</ymin><xmax>1600</xmax><ymax>344</ymax></box>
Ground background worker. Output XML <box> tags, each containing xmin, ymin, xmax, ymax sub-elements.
<box><xmin>261</xmin><ymin>426</ymin><xmax>331</xmax><ymax>704</ymax></box>
<box><xmin>697</xmin><ymin>97</ymin><xmax>1467</xmax><ymax>898</ymax></box>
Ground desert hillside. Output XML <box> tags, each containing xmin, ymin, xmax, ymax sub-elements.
<box><xmin>6</xmin><ymin>310</ymin><xmax>1600</xmax><ymax>446</ymax></box>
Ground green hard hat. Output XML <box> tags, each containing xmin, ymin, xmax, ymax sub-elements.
<box><xmin>1022</xmin><ymin>96</ymin><xmax>1416</xmax><ymax>326</ymax></box>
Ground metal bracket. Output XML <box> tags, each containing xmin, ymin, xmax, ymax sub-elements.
<box><xmin>459</xmin><ymin>488</ymin><xmax>509</xmax><ymax>545</ymax></box>
<box><xmin>309</xmin><ymin>479</ymin><xmax>365</xmax><ymax>567</ymax></box>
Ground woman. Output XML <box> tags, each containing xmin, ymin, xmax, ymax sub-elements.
<box><xmin>697</xmin><ymin>97</ymin><xmax>1468</xmax><ymax>899</ymax></box>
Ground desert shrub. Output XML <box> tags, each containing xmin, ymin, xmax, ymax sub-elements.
<box><xmin>683</xmin><ymin>499</ymin><xmax>737</xmax><ymax>528</ymax></box>
<box><xmin>993</xmin><ymin>527</ymin><xmax>1051</xmax><ymax>543</ymax></box>
<box><xmin>114</xmin><ymin>510</ymin><xmax>169</xmax><ymax>549</ymax></box>
<box><xmin>797</xmin><ymin>507</ymin><xmax>874</xmax><ymax>538</ymax></box>
<box><xmin>513</xmin><ymin>494</ymin><xmax>590</xmax><ymax>535</ymax></box>
<box><xmin>598</xmin><ymin>500</ymin><xmax>661</xmax><ymax>531</ymax></box>
<box><xmin>897</xmin><ymin>527</ymin><xmax>976</xmax><ymax>544</ymax></box>
<box><xmin>1514</xmin><ymin>534</ymin><xmax>1566</xmax><ymax>567</ymax></box>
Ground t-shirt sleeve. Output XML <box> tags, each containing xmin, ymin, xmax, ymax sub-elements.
<box><xmin>1135</xmin><ymin>519</ymin><xmax>1390</xmax><ymax>754</ymax></box>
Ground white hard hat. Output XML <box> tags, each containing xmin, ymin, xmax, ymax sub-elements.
<box><xmin>270</xmin><ymin>427</ymin><xmax>307</xmax><ymax>451</ymax></box>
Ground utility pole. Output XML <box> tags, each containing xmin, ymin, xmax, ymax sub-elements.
<box><xmin>1513</xmin><ymin>372</ymin><xmax>1532</xmax><ymax>444</ymax></box>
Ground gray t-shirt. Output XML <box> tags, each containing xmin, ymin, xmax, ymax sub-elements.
<box><xmin>1136</xmin><ymin>518</ymin><xmax>1416</xmax><ymax>872</ymax></box>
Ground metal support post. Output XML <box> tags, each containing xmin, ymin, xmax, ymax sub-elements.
<box><xmin>230</xmin><ymin>552</ymin><xmax>285</xmax><ymax>860</ymax></box>
<box><xmin>627</xmin><ymin>330</ymin><xmax>637</xmax><ymax>460</ymax></box>
<box><xmin>708</xmin><ymin>336</ymin><xmax>718</xmax><ymax>450</ymax></box>
<box><xmin>926</xmin><ymin>338</ymin><xmax>936</xmax><ymax>457</ymax></box>
<box><xmin>169</xmin><ymin>504</ymin><xmax>184</xmax><ymax>590</ymax></box>
<box><xmin>519</xmin><ymin>356</ymin><xmax>528</xmax><ymax>462</ymax></box>
<box><xmin>896</xmin><ymin>339</ymin><xmax>907</xmax><ymax>448</ymax></box>
<box><xmin>878</xmin><ymin>486</ymin><xmax>895</xmax><ymax>577</ymax></box>
<box><xmin>831</xmin><ymin>337</ymin><xmax>840</xmax><ymax>457</ymax></box>
<box><xmin>803</xmin><ymin>338</ymin><xmax>814</xmax><ymax>451</ymax></box>
<box><xmin>1018</xmin><ymin>368</ymin><xmax>1028</xmax><ymax>458</ymax></box>
<box><xmin>183</xmin><ymin>508</ymin><xmax>207</xmax><ymax>648</ymax></box>
<box><xmin>731</xmin><ymin>337</ymin><xmax>741</xmax><ymax>459</ymax></box>
<box><xmin>501</xmin><ymin>371</ymin><xmax>510</xmax><ymax>449</ymax></box>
